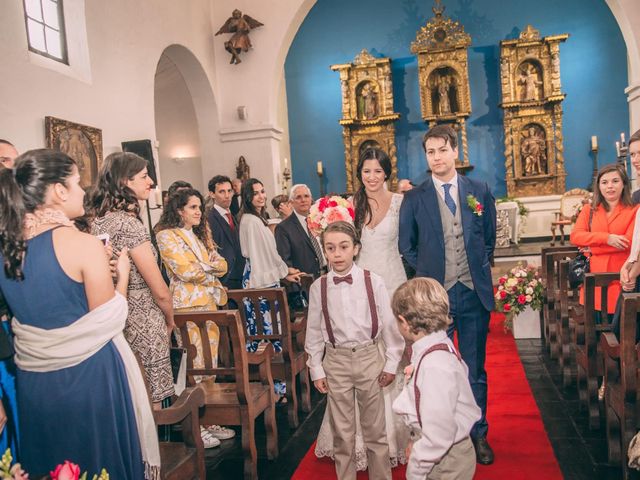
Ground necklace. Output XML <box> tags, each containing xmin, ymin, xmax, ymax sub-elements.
<box><xmin>23</xmin><ymin>208</ymin><xmax>76</xmax><ymax>240</ymax></box>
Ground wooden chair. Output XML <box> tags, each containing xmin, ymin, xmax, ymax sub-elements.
<box><xmin>550</xmin><ymin>188</ymin><xmax>590</xmax><ymax>246</ymax></box>
<box><xmin>135</xmin><ymin>355</ymin><xmax>206</xmax><ymax>480</ymax></box>
<box><xmin>600</xmin><ymin>293</ymin><xmax>640</xmax><ymax>478</ymax></box>
<box><xmin>174</xmin><ymin>310</ymin><xmax>278</xmax><ymax>480</ymax></box>
<box><xmin>571</xmin><ymin>272</ymin><xmax>618</xmax><ymax>429</ymax></box>
<box><xmin>541</xmin><ymin>246</ymin><xmax>578</xmax><ymax>348</ymax></box>
<box><xmin>545</xmin><ymin>249</ymin><xmax>579</xmax><ymax>359</ymax></box>
<box><xmin>226</xmin><ymin>287</ymin><xmax>312</xmax><ymax>429</ymax></box>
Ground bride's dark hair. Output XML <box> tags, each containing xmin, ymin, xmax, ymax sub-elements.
<box><xmin>0</xmin><ymin>149</ymin><xmax>77</xmax><ymax>280</ymax></box>
<box><xmin>353</xmin><ymin>147</ymin><xmax>391</xmax><ymax>234</ymax></box>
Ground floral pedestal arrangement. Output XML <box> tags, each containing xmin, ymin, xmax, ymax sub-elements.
<box><xmin>495</xmin><ymin>263</ymin><xmax>543</xmax><ymax>338</ymax></box>
<box><xmin>511</xmin><ymin>305</ymin><xmax>541</xmax><ymax>339</ymax></box>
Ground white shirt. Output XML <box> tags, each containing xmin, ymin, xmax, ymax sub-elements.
<box><xmin>304</xmin><ymin>264</ymin><xmax>404</xmax><ymax>381</ymax></box>
<box><xmin>294</xmin><ymin>210</ymin><xmax>309</xmax><ymax>235</ymax></box>
<box><xmin>432</xmin><ymin>172</ymin><xmax>459</xmax><ymax>208</ymax></box>
<box><xmin>214</xmin><ymin>203</ymin><xmax>233</xmax><ymax>225</ymax></box>
<box><xmin>392</xmin><ymin>331</ymin><xmax>481</xmax><ymax>479</ymax></box>
<box><xmin>239</xmin><ymin>214</ymin><xmax>289</xmax><ymax>288</ymax></box>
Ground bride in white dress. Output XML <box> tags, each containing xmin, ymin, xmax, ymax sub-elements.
<box><xmin>314</xmin><ymin>147</ymin><xmax>409</xmax><ymax>470</ymax></box>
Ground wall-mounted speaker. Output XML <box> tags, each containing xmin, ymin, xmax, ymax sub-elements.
<box><xmin>121</xmin><ymin>139</ymin><xmax>158</xmax><ymax>184</ymax></box>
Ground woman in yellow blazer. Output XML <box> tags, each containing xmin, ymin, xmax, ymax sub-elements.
<box><xmin>155</xmin><ymin>188</ymin><xmax>234</xmax><ymax>448</ymax></box>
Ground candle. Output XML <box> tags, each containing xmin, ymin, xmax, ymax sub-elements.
<box><xmin>284</xmin><ymin>157</ymin><xmax>288</xmax><ymax>167</ymax></box>
<box><xmin>154</xmin><ymin>187</ymin><xmax>163</xmax><ymax>207</ymax></box>
<box><xmin>616</xmin><ymin>141</ymin><xmax>621</xmax><ymax>157</ymax></box>
<box><xmin>622</xmin><ymin>132</ymin><xmax>626</xmax><ymax>144</ymax></box>
<box><xmin>591</xmin><ymin>136</ymin><xmax>598</xmax><ymax>150</ymax></box>
<box><xmin>317</xmin><ymin>161</ymin><xmax>323</xmax><ymax>175</ymax></box>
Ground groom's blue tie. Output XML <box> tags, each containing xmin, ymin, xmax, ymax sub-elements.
<box><xmin>442</xmin><ymin>184</ymin><xmax>457</xmax><ymax>216</ymax></box>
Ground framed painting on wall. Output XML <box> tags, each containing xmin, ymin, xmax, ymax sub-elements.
<box><xmin>45</xmin><ymin>116</ymin><xmax>103</xmax><ymax>188</ymax></box>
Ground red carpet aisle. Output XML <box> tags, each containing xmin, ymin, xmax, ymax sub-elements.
<box><xmin>291</xmin><ymin>312</ymin><xmax>563</xmax><ymax>479</ymax></box>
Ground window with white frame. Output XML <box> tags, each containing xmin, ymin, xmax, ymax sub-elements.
<box><xmin>23</xmin><ymin>0</ymin><xmax>68</xmax><ymax>64</ymax></box>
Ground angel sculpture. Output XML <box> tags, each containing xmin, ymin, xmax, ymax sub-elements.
<box><xmin>215</xmin><ymin>9</ymin><xmax>264</xmax><ymax>65</ymax></box>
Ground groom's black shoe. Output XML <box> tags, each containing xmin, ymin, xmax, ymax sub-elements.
<box><xmin>472</xmin><ymin>436</ymin><xmax>494</xmax><ymax>465</ymax></box>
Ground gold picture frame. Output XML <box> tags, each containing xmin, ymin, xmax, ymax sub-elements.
<box><xmin>45</xmin><ymin>116</ymin><xmax>103</xmax><ymax>188</ymax></box>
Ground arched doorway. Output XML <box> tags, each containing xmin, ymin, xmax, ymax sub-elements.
<box><xmin>154</xmin><ymin>44</ymin><xmax>220</xmax><ymax>193</ymax></box>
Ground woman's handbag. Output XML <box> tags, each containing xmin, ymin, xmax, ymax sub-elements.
<box><xmin>567</xmin><ymin>204</ymin><xmax>594</xmax><ymax>289</ymax></box>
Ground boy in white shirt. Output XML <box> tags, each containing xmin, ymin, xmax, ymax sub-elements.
<box><xmin>305</xmin><ymin>221</ymin><xmax>405</xmax><ymax>480</ymax></box>
<box><xmin>391</xmin><ymin>277</ymin><xmax>481</xmax><ymax>480</ymax></box>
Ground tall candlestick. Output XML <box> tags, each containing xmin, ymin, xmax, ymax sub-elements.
<box><xmin>622</xmin><ymin>132</ymin><xmax>626</xmax><ymax>144</ymax></box>
<box><xmin>616</xmin><ymin>141</ymin><xmax>621</xmax><ymax>157</ymax></box>
<box><xmin>317</xmin><ymin>161</ymin><xmax>323</xmax><ymax>175</ymax></box>
<box><xmin>590</xmin><ymin>136</ymin><xmax>598</xmax><ymax>150</ymax></box>
<box><xmin>284</xmin><ymin>157</ymin><xmax>288</xmax><ymax>167</ymax></box>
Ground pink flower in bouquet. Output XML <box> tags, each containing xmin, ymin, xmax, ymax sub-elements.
<box><xmin>499</xmin><ymin>290</ymin><xmax>507</xmax><ymax>300</ymax></box>
<box><xmin>517</xmin><ymin>294</ymin><xmax>527</xmax><ymax>305</ymax></box>
<box><xmin>498</xmin><ymin>276</ymin><xmax>506</xmax><ymax>285</ymax></box>
<box><xmin>318</xmin><ymin>197</ymin><xmax>329</xmax><ymax>211</ymax></box>
<box><xmin>50</xmin><ymin>461</ymin><xmax>81</xmax><ymax>480</ymax></box>
<box><xmin>328</xmin><ymin>199</ymin><xmax>338</xmax><ymax>207</ymax></box>
<box><xmin>9</xmin><ymin>463</ymin><xmax>29</xmax><ymax>480</ymax></box>
<box><xmin>325</xmin><ymin>208</ymin><xmax>347</xmax><ymax>224</ymax></box>
<box><xmin>503</xmin><ymin>304</ymin><xmax>511</xmax><ymax>312</ymax></box>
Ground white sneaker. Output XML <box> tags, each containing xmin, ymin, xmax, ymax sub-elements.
<box><xmin>200</xmin><ymin>427</ymin><xmax>221</xmax><ymax>448</ymax></box>
<box><xmin>207</xmin><ymin>424</ymin><xmax>236</xmax><ymax>440</ymax></box>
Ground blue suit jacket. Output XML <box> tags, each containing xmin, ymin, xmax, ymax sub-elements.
<box><xmin>398</xmin><ymin>174</ymin><xmax>497</xmax><ymax>311</ymax></box>
<box><xmin>207</xmin><ymin>208</ymin><xmax>245</xmax><ymax>288</ymax></box>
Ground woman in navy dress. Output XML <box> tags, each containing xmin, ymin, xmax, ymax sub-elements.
<box><xmin>0</xmin><ymin>150</ymin><xmax>145</xmax><ymax>478</ymax></box>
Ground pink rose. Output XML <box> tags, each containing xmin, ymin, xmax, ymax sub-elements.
<box><xmin>498</xmin><ymin>277</ymin><xmax>506</xmax><ymax>285</ymax></box>
<box><xmin>328</xmin><ymin>200</ymin><xmax>338</xmax><ymax>207</ymax></box>
<box><xmin>347</xmin><ymin>206</ymin><xmax>355</xmax><ymax>219</ymax></box>
<box><xmin>325</xmin><ymin>208</ymin><xmax>346</xmax><ymax>224</ymax></box>
<box><xmin>499</xmin><ymin>290</ymin><xmax>507</xmax><ymax>299</ymax></box>
<box><xmin>403</xmin><ymin>364</ymin><xmax>414</xmax><ymax>382</ymax></box>
<box><xmin>517</xmin><ymin>294</ymin><xmax>527</xmax><ymax>305</ymax></box>
<box><xmin>50</xmin><ymin>461</ymin><xmax>81</xmax><ymax>480</ymax></box>
<box><xmin>503</xmin><ymin>303</ymin><xmax>511</xmax><ymax>312</ymax></box>
<box><xmin>318</xmin><ymin>197</ymin><xmax>329</xmax><ymax>210</ymax></box>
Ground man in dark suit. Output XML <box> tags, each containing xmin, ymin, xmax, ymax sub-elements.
<box><xmin>207</xmin><ymin>175</ymin><xmax>245</xmax><ymax>289</ymax></box>
<box><xmin>230</xmin><ymin>178</ymin><xmax>242</xmax><ymax>217</ymax></box>
<box><xmin>399</xmin><ymin>124</ymin><xmax>497</xmax><ymax>464</ymax></box>
<box><xmin>275</xmin><ymin>184</ymin><xmax>324</xmax><ymax>279</ymax></box>
<box><xmin>630</xmin><ymin>130</ymin><xmax>640</xmax><ymax>204</ymax></box>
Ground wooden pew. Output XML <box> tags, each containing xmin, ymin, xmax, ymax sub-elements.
<box><xmin>226</xmin><ymin>287</ymin><xmax>312</xmax><ymax>429</ymax></box>
<box><xmin>544</xmin><ymin>249</ymin><xmax>579</xmax><ymax>359</ymax></box>
<box><xmin>557</xmin><ymin>259</ymin><xmax>580</xmax><ymax>387</ymax></box>
<box><xmin>175</xmin><ymin>310</ymin><xmax>278</xmax><ymax>480</ymax></box>
<box><xmin>600</xmin><ymin>293</ymin><xmax>640</xmax><ymax>478</ymax></box>
<box><xmin>572</xmin><ymin>272</ymin><xmax>618</xmax><ymax>429</ymax></box>
<box><xmin>541</xmin><ymin>246</ymin><xmax>578</xmax><ymax>347</ymax></box>
<box><xmin>136</xmin><ymin>354</ymin><xmax>207</xmax><ymax>480</ymax></box>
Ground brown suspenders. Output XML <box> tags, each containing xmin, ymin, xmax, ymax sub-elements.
<box><xmin>320</xmin><ymin>270</ymin><xmax>379</xmax><ymax>348</ymax></box>
<box><xmin>413</xmin><ymin>343</ymin><xmax>462</xmax><ymax>429</ymax></box>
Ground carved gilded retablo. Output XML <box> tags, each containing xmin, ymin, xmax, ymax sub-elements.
<box><xmin>331</xmin><ymin>49</ymin><xmax>400</xmax><ymax>192</ymax></box>
<box><xmin>500</xmin><ymin>25</ymin><xmax>569</xmax><ymax>197</ymax></box>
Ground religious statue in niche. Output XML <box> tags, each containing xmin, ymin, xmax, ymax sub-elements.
<box><xmin>215</xmin><ymin>9</ymin><xmax>264</xmax><ymax>65</ymax></box>
<box><xmin>428</xmin><ymin>67</ymin><xmax>459</xmax><ymax>117</ymax></box>
<box><xmin>518</xmin><ymin>63</ymin><xmax>543</xmax><ymax>102</ymax></box>
<box><xmin>357</xmin><ymin>82</ymin><xmax>378</xmax><ymax>120</ymax></box>
<box><xmin>236</xmin><ymin>155</ymin><xmax>250</xmax><ymax>180</ymax></box>
<box><xmin>520</xmin><ymin>125</ymin><xmax>547</xmax><ymax>176</ymax></box>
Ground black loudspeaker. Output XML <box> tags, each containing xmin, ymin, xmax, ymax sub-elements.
<box><xmin>121</xmin><ymin>139</ymin><xmax>158</xmax><ymax>184</ymax></box>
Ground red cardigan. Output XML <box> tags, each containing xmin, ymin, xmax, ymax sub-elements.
<box><xmin>569</xmin><ymin>203</ymin><xmax>637</xmax><ymax>313</ymax></box>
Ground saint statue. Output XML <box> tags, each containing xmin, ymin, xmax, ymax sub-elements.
<box><xmin>521</xmin><ymin>127</ymin><xmax>546</xmax><ymax>176</ymax></box>
<box><xmin>236</xmin><ymin>155</ymin><xmax>250</xmax><ymax>180</ymax></box>
<box><xmin>437</xmin><ymin>76</ymin><xmax>452</xmax><ymax>115</ymax></box>
<box><xmin>215</xmin><ymin>9</ymin><xmax>264</xmax><ymax>65</ymax></box>
<box><xmin>518</xmin><ymin>65</ymin><xmax>543</xmax><ymax>101</ymax></box>
<box><xmin>358</xmin><ymin>83</ymin><xmax>378</xmax><ymax>119</ymax></box>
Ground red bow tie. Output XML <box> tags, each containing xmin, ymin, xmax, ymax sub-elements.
<box><xmin>333</xmin><ymin>274</ymin><xmax>353</xmax><ymax>285</ymax></box>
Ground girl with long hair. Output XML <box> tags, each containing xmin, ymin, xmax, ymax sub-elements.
<box><xmin>0</xmin><ymin>149</ymin><xmax>156</xmax><ymax>478</ymax></box>
<box><xmin>87</xmin><ymin>152</ymin><xmax>175</xmax><ymax>406</ymax></box>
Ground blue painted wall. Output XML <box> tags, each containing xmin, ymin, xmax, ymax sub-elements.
<box><xmin>285</xmin><ymin>0</ymin><xmax>629</xmax><ymax>198</ymax></box>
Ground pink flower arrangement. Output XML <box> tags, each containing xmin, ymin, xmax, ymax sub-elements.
<box><xmin>50</xmin><ymin>461</ymin><xmax>81</xmax><ymax>480</ymax></box>
<box><xmin>494</xmin><ymin>262</ymin><xmax>543</xmax><ymax>331</ymax></box>
<box><xmin>307</xmin><ymin>195</ymin><xmax>355</xmax><ymax>236</ymax></box>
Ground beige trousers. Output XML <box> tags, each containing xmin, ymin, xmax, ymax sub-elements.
<box><xmin>427</xmin><ymin>436</ymin><xmax>476</xmax><ymax>480</ymax></box>
<box><xmin>323</xmin><ymin>341</ymin><xmax>391</xmax><ymax>480</ymax></box>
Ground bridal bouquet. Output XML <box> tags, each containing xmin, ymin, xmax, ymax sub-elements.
<box><xmin>494</xmin><ymin>263</ymin><xmax>543</xmax><ymax>331</ymax></box>
<box><xmin>307</xmin><ymin>195</ymin><xmax>355</xmax><ymax>236</ymax></box>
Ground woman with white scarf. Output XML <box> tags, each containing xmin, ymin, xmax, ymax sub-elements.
<box><xmin>0</xmin><ymin>149</ymin><xmax>159</xmax><ymax>479</ymax></box>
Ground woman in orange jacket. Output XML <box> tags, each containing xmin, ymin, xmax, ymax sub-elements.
<box><xmin>570</xmin><ymin>164</ymin><xmax>638</xmax><ymax>314</ymax></box>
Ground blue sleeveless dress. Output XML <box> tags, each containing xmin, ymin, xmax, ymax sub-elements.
<box><xmin>0</xmin><ymin>229</ymin><xmax>144</xmax><ymax>478</ymax></box>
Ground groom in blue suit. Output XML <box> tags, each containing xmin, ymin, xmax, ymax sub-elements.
<box><xmin>399</xmin><ymin>124</ymin><xmax>497</xmax><ymax>464</ymax></box>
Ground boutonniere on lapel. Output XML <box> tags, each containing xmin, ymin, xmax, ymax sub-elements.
<box><xmin>466</xmin><ymin>194</ymin><xmax>484</xmax><ymax>216</ymax></box>
<box><xmin>403</xmin><ymin>364</ymin><xmax>415</xmax><ymax>385</ymax></box>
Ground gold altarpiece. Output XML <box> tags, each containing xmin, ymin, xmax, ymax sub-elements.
<box><xmin>500</xmin><ymin>25</ymin><xmax>568</xmax><ymax>197</ymax></box>
<box><xmin>331</xmin><ymin>49</ymin><xmax>400</xmax><ymax>192</ymax></box>
<box><xmin>411</xmin><ymin>1</ymin><xmax>473</xmax><ymax>173</ymax></box>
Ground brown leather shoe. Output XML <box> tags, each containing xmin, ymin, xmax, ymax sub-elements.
<box><xmin>472</xmin><ymin>436</ymin><xmax>494</xmax><ymax>465</ymax></box>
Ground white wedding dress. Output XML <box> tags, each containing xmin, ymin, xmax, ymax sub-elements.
<box><xmin>314</xmin><ymin>193</ymin><xmax>409</xmax><ymax>470</ymax></box>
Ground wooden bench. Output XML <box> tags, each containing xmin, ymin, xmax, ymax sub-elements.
<box><xmin>571</xmin><ymin>272</ymin><xmax>618</xmax><ymax>429</ymax></box>
<box><xmin>600</xmin><ymin>293</ymin><xmax>640</xmax><ymax>478</ymax></box>
<box><xmin>175</xmin><ymin>310</ymin><xmax>278</xmax><ymax>480</ymax></box>
<box><xmin>541</xmin><ymin>246</ymin><xmax>578</xmax><ymax>348</ymax></box>
<box><xmin>226</xmin><ymin>287</ymin><xmax>312</xmax><ymax>429</ymax></box>
<box><xmin>557</xmin><ymin>259</ymin><xmax>581</xmax><ymax>387</ymax></box>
